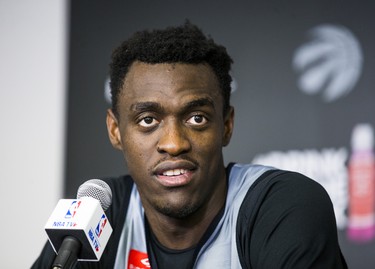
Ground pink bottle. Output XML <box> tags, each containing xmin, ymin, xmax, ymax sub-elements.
<box><xmin>347</xmin><ymin>123</ymin><xmax>375</xmax><ymax>242</ymax></box>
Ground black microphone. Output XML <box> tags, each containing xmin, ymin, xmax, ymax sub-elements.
<box><xmin>45</xmin><ymin>179</ymin><xmax>113</xmax><ymax>269</ymax></box>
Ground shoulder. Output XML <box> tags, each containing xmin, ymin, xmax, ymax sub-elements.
<box><xmin>261</xmin><ymin>170</ymin><xmax>331</xmax><ymax>206</ymax></box>
<box><xmin>241</xmin><ymin>169</ymin><xmax>335</xmax><ymax>234</ymax></box>
<box><xmin>237</xmin><ymin>170</ymin><xmax>346</xmax><ymax>268</ymax></box>
<box><xmin>228</xmin><ymin>164</ymin><xmax>332</xmax><ymax>211</ymax></box>
<box><xmin>241</xmin><ymin>168</ymin><xmax>332</xmax><ymax>210</ymax></box>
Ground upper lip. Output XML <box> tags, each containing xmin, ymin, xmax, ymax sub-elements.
<box><xmin>153</xmin><ymin>160</ymin><xmax>197</xmax><ymax>176</ymax></box>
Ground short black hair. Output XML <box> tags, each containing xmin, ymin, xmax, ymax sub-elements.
<box><xmin>109</xmin><ymin>21</ymin><xmax>233</xmax><ymax>118</ymax></box>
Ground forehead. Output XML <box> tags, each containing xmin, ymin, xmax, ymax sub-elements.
<box><xmin>120</xmin><ymin>61</ymin><xmax>221</xmax><ymax>101</ymax></box>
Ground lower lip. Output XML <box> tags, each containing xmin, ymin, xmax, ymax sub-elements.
<box><xmin>155</xmin><ymin>171</ymin><xmax>193</xmax><ymax>187</ymax></box>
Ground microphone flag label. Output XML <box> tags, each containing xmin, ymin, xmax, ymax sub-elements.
<box><xmin>95</xmin><ymin>214</ymin><xmax>108</xmax><ymax>238</ymax></box>
<box><xmin>45</xmin><ymin>198</ymin><xmax>113</xmax><ymax>261</ymax></box>
<box><xmin>65</xmin><ymin>200</ymin><xmax>81</xmax><ymax>219</ymax></box>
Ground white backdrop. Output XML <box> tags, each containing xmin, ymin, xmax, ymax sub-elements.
<box><xmin>0</xmin><ymin>0</ymin><xmax>67</xmax><ymax>268</ymax></box>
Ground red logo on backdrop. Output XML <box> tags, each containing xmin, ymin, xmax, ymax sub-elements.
<box><xmin>128</xmin><ymin>249</ymin><xmax>150</xmax><ymax>269</ymax></box>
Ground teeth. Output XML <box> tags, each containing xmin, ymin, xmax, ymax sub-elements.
<box><xmin>163</xmin><ymin>169</ymin><xmax>186</xmax><ymax>176</ymax></box>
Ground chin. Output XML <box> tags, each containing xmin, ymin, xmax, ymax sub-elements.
<box><xmin>156</xmin><ymin>202</ymin><xmax>200</xmax><ymax>219</ymax></box>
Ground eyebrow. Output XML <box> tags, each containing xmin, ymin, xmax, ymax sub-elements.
<box><xmin>130</xmin><ymin>102</ymin><xmax>163</xmax><ymax>113</ymax></box>
<box><xmin>130</xmin><ymin>97</ymin><xmax>215</xmax><ymax>113</ymax></box>
<box><xmin>184</xmin><ymin>97</ymin><xmax>215</xmax><ymax>111</ymax></box>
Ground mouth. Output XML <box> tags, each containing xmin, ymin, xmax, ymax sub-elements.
<box><xmin>153</xmin><ymin>161</ymin><xmax>197</xmax><ymax>187</ymax></box>
<box><xmin>161</xmin><ymin>169</ymin><xmax>188</xmax><ymax>176</ymax></box>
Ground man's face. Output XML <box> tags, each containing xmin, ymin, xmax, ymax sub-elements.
<box><xmin>107</xmin><ymin>61</ymin><xmax>234</xmax><ymax>219</ymax></box>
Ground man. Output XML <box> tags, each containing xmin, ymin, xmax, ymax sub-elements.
<box><xmin>33</xmin><ymin>22</ymin><xmax>347</xmax><ymax>268</ymax></box>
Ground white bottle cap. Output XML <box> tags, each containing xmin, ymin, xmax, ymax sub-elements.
<box><xmin>351</xmin><ymin>123</ymin><xmax>374</xmax><ymax>151</ymax></box>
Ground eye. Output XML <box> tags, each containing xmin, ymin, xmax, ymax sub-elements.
<box><xmin>138</xmin><ymin>116</ymin><xmax>159</xmax><ymax>128</ymax></box>
<box><xmin>186</xmin><ymin>114</ymin><xmax>208</xmax><ymax>126</ymax></box>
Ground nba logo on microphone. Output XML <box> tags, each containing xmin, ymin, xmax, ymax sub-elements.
<box><xmin>88</xmin><ymin>229</ymin><xmax>100</xmax><ymax>252</ymax></box>
<box><xmin>95</xmin><ymin>214</ymin><xmax>108</xmax><ymax>238</ymax></box>
<box><xmin>65</xmin><ymin>200</ymin><xmax>81</xmax><ymax>219</ymax></box>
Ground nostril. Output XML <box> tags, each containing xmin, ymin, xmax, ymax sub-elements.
<box><xmin>156</xmin><ymin>128</ymin><xmax>191</xmax><ymax>156</ymax></box>
<box><xmin>157</xmin><ymin>145</ymin><xmax>165</xmax><ymax>153</ymax></box>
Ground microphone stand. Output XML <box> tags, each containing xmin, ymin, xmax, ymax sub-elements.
<box><xmin>51</xmin><ymin>236</ymin><xmax>81</xmax><ymax>269</ymax></box>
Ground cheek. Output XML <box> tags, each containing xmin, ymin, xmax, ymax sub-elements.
<box><xmin>197</xmin><ymin>121</ymin><xmax>225</xmax><ymax>146</ymax></box>
<box><xmin>125</xmin><ymin>147</ymin><xmax>142</xmax><ymax>160</ymax></box>
<box><xmin>121</xmin><ymin>130</ymin><xmax>159</xmax><ymax>172</ymax></box>
<box><xmin>122</xmin><ymin>134</ymin><xmax>147</xmax><ymax>164</ymax></box>
<box><xmin>192</xmin><ymin>130</ymin><xmax>224</xmax><ymax>157</ymax></box>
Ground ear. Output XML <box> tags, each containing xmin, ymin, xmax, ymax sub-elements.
<box><xmin>106</xmin><ymin>109</ymin><xmax>123</xmax><ymax>150</ymax></box>
<box><xmin>222</xmin><ymin>106</ymin><xmax>234</xmax><ymax>147</ymax></box>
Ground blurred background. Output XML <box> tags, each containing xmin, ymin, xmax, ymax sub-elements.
<box><xmin>1</xmin><ymin>0</ymin><xmax>375</xmax><ymax>268</ymax></box>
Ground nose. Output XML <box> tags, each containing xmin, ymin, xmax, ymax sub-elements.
<box><xmin>157</xmin><ymin>120</ymin><xmax>191</xmax><ymax>156</ymax></box>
